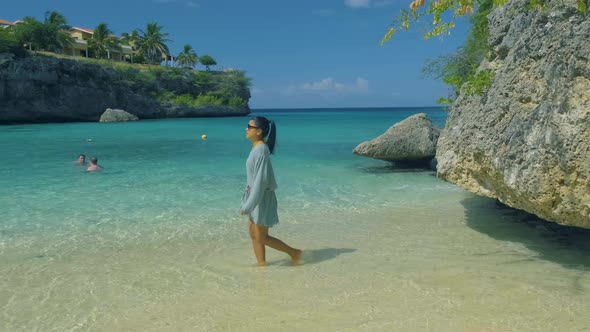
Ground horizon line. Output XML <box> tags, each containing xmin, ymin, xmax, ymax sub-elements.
<box><xmin>251</xmin><ymin>105</ymin><xmax>442</xmax><ymax>111</ymax></box>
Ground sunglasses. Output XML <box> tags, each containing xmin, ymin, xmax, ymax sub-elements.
<box><xmin>247</xmin><ymin>124</ymin><xmax>259</xmax><ymax>130</ymax></box>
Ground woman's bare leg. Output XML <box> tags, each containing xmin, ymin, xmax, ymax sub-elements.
<box><xmin>249</xmin><ymin>220</ymin><xmax>266</xmax><ymax>266</ymax></box>
<box><xmin>253</xmin><ymin>224</ymin><xmax>302</xmax><ymax>265</ymax></box>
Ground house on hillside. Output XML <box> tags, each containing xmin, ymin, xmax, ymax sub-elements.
<box><xmin>0</xmin><ymin>18</ymin><xmax>173</xmax><ymax>65</ymax></box>
<box><xmin>63</xmin><ymin>26</ymin><xmax>134</xmax><ymax>62</ymax></box>
<box><xmin>0</xmin><ymin>18</ymin><xmax>14</xmax><ymax>28</ymax></box>
<box><xmin>62</xmin><ymin>26</ymin><xmax>92</xmax><ymax>58</ymax></box>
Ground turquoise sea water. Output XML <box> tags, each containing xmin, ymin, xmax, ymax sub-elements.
<box><xmin>1</xmin><ymin>107</ymin><xmax>590</xmax><ymax>331</ymax></box>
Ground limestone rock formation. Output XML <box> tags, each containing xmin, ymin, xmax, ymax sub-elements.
<box><xmin>353</xmin><ymin>113</ymin><xmax>440</xmax><ymax>163</ymax></box>
<box><xmin>0</xmin><ymin>55</ymin><xmax>250</xmax><ymax>124</ymax></box>
<box><xmin>99</xmin><ymin>108</ymin><xmax>139</xmax><ymax>122</ymax></box>
<box><xmin>436</xmin><ymin>0</ymin><xmax>590</xmax><ymax>228</ymax></box>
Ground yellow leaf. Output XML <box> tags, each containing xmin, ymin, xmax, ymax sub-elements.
<box><xmin>380</xmin><ymin>28</ymin><xmax>396</xmax><ymax>45</ymax></box>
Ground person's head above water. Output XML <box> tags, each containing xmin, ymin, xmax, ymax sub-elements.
<box><xmin>90</xmin><ymin>157</ymin><xmax>98</xmax><ymax>165</ymax></box>
<box><xmin>246</xmin><ymin>117</ymin><xmax>277</xmax><ymax>154</ymax></box>
<box><xmin>77</xmin><ymin>154</ymin><xmax>86</xmax><ymax>164</ymax></box>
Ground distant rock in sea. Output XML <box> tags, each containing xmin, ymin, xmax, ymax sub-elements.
<box><xmin>99</xmin><ymin>108</ymin><xmax>139</xmax><ymax>122</ymax></box>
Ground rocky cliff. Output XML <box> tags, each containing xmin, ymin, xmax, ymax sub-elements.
<box><xmin>0</xmin><ymin>54</ymin><xmax>250</xmax><ymax>124</ymax></box>
<box><xmin>436</xmin><ymin>0</ymin><xmax>590</xmax><ymax>228</ymax></box>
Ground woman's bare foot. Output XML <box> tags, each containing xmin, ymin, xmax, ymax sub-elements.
<box><xmin>256</xmin><ymin>261</ymin><xmax>267</xmax><ymax>267</ymax></box>
<box><xmin>291</xmin><ymin>249</ymin><xmax>302</xmax><ymax>265</ymax></box>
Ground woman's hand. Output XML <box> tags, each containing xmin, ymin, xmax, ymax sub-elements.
<box><xmin>240</xmin><ymin>210</ymin><xmax>247</xmax><ymax>216</ymax></box>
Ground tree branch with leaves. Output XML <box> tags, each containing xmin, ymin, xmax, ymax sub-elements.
<box><xmin>381</xmin><ymin>0</ymin><xmax>587</xmax><ymax>45</ymax></box>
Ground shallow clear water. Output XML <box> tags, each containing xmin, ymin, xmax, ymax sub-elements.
<box><xmin>1</xmin><ymin>108</ymin><xmax>589</xmax><ymax>331</ymax></box>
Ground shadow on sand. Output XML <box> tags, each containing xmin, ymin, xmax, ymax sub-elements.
<box><xmin>275</xmin><ymin>248</ymin><xmax>356</xmax><ymax>266</ymax></box>
<box><xmin>302</xmin><ymin>248</ymin><xmax>356</xmax><ymax>265</ymax></box>
<box><xmin>462</xmin><ymin>196</ymin><xmax>590</xmax><ymax>271</ymax></box>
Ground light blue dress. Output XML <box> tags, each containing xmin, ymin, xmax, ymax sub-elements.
<box><xmin>240</xmin><ymin>144</ymin><xmax>279</xmax><ymax>227</ymax></box>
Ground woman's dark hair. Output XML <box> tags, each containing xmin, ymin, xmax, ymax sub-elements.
<box><xmin>251</xmin><ymin>116</ymin><xmax>277</xmax><ymax>154</ymax></box>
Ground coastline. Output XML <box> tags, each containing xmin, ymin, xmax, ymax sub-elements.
<box><xmin>0</xmin><ymin>54</ymin><xmax>251</xmax><ymax>124</ymax></box>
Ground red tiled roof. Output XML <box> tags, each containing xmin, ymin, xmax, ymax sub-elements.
<box><xmin>72</xmin><ymin>26</ymin><xmax>94</xmax><ymax>34</ymax></box>
<box><xmin>0</xmin><ymin>19</ymin><xmax>14</xmax><ymax>26</ymax></box>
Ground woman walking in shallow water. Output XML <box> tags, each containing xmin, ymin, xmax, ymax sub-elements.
<box><xmin>240</xmin><ymin>117</ymin><xmax>302</xmax><ymax>266</ymax></box>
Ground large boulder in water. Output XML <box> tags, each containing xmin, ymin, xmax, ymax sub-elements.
<box><xmin>353</xmin><ymin>113</ymin><xmax>440</xmax><ymax>163</ymax></box>
<box><xmin>99</xmin><ymin>108</ymin><xmax>139</xmax><ymax>122</ymax></box>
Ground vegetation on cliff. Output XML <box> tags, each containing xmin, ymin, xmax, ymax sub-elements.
<box><xmin>12</xmin><ymin>53</ymin><xmax>250</xmax><ymax>109</ymax></box>
<box><xmin>0</xmin><ymin>10</ymin><xmax>251</xmax><ymax>110</ymax></box>
<box><xmin>381</xmin><ymin>0</ymin><xmax>588</xmax><ymax>105</ymax></box>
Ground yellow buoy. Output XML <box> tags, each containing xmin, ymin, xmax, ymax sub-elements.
<box><xmin>201</xmin><ymin>134</ymin><xmax>207</xmax><ymax>140</ymax></box>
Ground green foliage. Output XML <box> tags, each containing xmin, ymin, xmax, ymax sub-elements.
<box><xmin>10</xmin><ymin>11</ymin><xmax>73</xmax><ymax>53</ymax></box>
<box><xmin>0</xmin><ymin>27</ymin><xmax>26</xmax><ymax>57</ymax></box>
<box><xmin>526</xmin><ymin>0</ymin><xmax>548</xmax><ymax>10</ymax></box>
<box><xmin>579</xmin><ymin>0</ymin><xmax>588</xmax><ymax>13</ymax></box>
<box><xmin>168</xmin><ymin>92</ymin><xmax>224</xmax><ymax>107</ymax></box>
<box><xmin>209</xmin><ymin>70</ymin><xmax>252</xmax><ymax>102</ymax></box>
<box><xmin>172</xmin><ymin>93</ymin><xmax>200</xmax><ymax>107</ymax></box>
<box><xmin>194</xmin><ymin>93</ymin><xmax>224</xmax><ymax>106</ymax></box>
<box><xmin>89</xmin><ymin>23</ymin><xmax>121</xmax><ymax>59</ymax></box>
<box><xmin>144</xmin><ymin>69</ymin><xmax>250</xmax><ymax>107</ymax></box>
<box><xmin>135</xmin><ymin>70</ymin><xmax>158</xmax><ymax>84</ymax></box>
<box><xmin>193</xmin><ymin>71</ymin><xmax>215</xmax><ymax>91</ymax></box>
<box><xmin>422</xmin><ymin>0</ymin><xmax>494</xmax><ymax>100</ymax></box>
<box><xmin>436</xmin><ymin>97</ymin><xmax>454</xmax><ymax>105</ymax></box>
<box><xmin>199</xmin><ymin>55</ymin><xmax>217</xmax><ymax>70</ymax></box>
<box><xmin>464</xmin><ymin>68</ymin><xmax>495</xmax><ymax>96</ymax></box>
<box><xmin>12</xmin><ymin>16</ymin><xmax>42</xmax><ymax>51</ymax></box>
<box><xmin>41</xmin><ymin>11</ymin><xmax>73</xmax><ymax>53</ymax></box>
<box><xmin>228</xmin><ymin>96</ymin><xmax>247</xmax><ymax>107</ymax></box>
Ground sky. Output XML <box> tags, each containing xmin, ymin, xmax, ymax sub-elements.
<box><xmin>2</xmin><ymin>0</ymin><xmax>472</xmax><ymax>109</ymax></box>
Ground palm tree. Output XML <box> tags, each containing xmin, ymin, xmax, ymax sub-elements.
<box><xmin>176</xmin><ymin>44</ymin><xmax>198</xmax><ymax>69</ymax></box>
<box><xmin>120</xmin><ymin>30</ymin><xmax>142</xmax><ymax>63</ymax></box>
<box><xmin>120</xmin><ymin>30</ymin><xmax>140</xmax><ymax>48</ymax></box>
<box><xmin>89</xmin><ymin>23</ymin><xmax>120</xmax><ymax>59</ymax></box>
<box><xmin>136</xmin><ymin>22</ymin><xmax>171</xmax><ymax>65</ymax></box>
<box><xmin>42</xmin><ymin>11</ymin><xmax>72</xmax><ymax>53</ymax></box>
<box><xmin>44</xmin><ymin>11</ymin><xmax>68</xmax><ymax>27</ymax></box>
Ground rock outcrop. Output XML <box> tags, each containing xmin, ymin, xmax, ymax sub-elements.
<box><xmin>0</xmin><ymin>55</ymin><xmax>250</xmax><ymax>124</ymax></box>
<box><xmin>99</xmin><ymin>108</ymin><xmax>139</xmax><ymax>122</ymax></box>
<box><xmin>353</xmin><ymin>113</ymin><xmax>440</xmax><ymax>163</ymax></box>
<box><xmin>436</xmin><ymin>0</ymin><xmax>590</xmax><ymax>228</ymax></box>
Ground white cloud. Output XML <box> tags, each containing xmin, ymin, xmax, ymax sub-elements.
<box><xmin>344</xmin><ymin>0</ymin><xmax>392</xmax><ymax>9</ymax></box>
<box><xmin>303</xmin><ymin>78</ymin><xmax>346</xmax><ymax>91</ymax></box>
<box><xmin>344</xmin><ymin>0</ymin><xmax>371</xmax><ymax>8</ymax></box>
<box><xmin>283</xmin><ymin>77</ymin><xmax>370</xmax><ymax>96</ymax></box>
<box><xmin>373</xmin><ymin>0</ymin><xmax>393</xmax><ymax>7</ymax></box>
